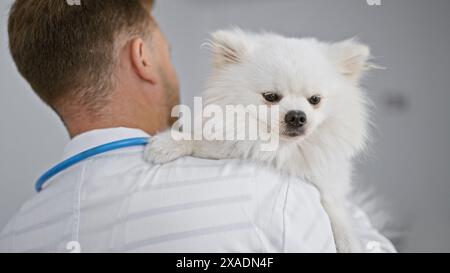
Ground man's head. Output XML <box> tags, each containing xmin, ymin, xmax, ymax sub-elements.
<box><xmin>8</xmin><ymin>0</ymin><xmax>179</xmax><ymax>136</ymax></box>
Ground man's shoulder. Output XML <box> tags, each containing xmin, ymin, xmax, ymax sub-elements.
<box><xmin>92</xmin><ymin>151</ymin><xmax>315</xmax><ymax>194</ymax></box>
<box><xmin>98</xmin><ymin>150</ymin><xmax>283</xmax><ymax>184</ymax></box>
<box><xmin>144</xmin><ymin>156</ymin><xmax>277</xmax><ymax>189</ymax></box>
<box><xmin>130</xmin><ymin>156</ymin><xmax>321</xmax><ymax>204</ymax></box>
<box><xmin>159</xmin><ymin>156</ymin><xmax>260</xmax><ymax>176</ymax></box>
<box><xmin>138</xmin><ymin>156</ymin><xmax>296</xmax><ymax>188</ymax></box>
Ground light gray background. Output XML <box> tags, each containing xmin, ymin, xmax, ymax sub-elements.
<box><xmin>1</xmin><ymin>0</ymin><xmax>449</xmax><ymax>252</ymax></box>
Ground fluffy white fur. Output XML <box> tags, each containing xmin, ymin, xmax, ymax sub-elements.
<box><xmin>145</xmin><ymin>29</ymin><xmax>373</xmax><ymax>252</ymax></box>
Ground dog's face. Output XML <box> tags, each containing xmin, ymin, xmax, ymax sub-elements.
<box><xmin>206</xmin><ymin>29</ymin><xmax>372</xmax><ymax>155</ymax></box>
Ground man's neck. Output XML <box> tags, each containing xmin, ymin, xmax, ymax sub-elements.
<box><xmin>62</xmin><ymin>104</ymin><xmax>169</xmax><ymax>139</ymax></box>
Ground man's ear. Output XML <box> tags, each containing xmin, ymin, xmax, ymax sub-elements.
<box><xmin>328</xmin><ymin>39</ymin><xmax>373</xmax><ymax>82</ymax></box>
<box><xmin>206</xmin><ymin>29</ymin><xmax>252</xmax><ymax>69</ymax></box>
<box><xmin>130</xmin><ymin>38</ymin><xmax>157</xmax><ymax>84</ymax></box>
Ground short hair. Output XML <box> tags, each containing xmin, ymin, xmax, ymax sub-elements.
<box><xmin>8</xmin><ymin>0</ymin><xmax>154</xmax><ymax>112</ymax></box>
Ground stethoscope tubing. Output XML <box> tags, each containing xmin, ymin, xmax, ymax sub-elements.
<box><xmin>35</xmin><ymin>137</ymin><xmax>150</xmax><ymax>192</ymax></box>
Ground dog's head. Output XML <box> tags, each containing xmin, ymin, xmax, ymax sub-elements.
<box><xmin>205</xmin><ymin>29</ymin><xmax>373</xmax><ymax>156</ymax></box>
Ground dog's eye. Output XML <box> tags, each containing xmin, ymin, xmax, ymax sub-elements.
<box><xmin>308</xmin><ymin>95</ymin><xmax>322</xmax><ymax>106</ymax></box>
<box><xmin>262</xmin><ymin>92</ymin><xmax>282</xmax><ymax>103</ymax></box>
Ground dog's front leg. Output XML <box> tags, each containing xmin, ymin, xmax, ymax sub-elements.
<box><xmin>144</xmin><ymin>130</ymin><xmax>195</xmax><ymax>164</ymax></box>
<box><xmin>145</xmin><ymin>129</ymin><xmax>232</xmax><ymax>164</ymax></box>
<box><xmin>313</xmin><ymin>163</ymin><xmax>362</xmax><ymax>253</ymax></box>
<box><xmin>320</xmin><ymin>192</ymin><xmax>362</xmax><ymax>253</ymax></box>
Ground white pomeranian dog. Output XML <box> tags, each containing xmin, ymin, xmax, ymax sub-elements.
<box><xmin>145</xmin><ymin>29</ymin><xmax>376</xmax><ymax>252</ymax></box>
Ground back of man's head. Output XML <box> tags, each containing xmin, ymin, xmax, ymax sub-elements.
<box><xmin>8</xmin><ymin>0</ymin><xmax>154</xmax><ymax>113</ymax></box>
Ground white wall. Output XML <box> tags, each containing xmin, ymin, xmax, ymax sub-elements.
<box><xmin>1</xmin><ymin>0</ymin><xmax>450</xmax><ymax>252</ymax></box>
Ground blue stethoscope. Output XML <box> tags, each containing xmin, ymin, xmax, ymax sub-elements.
<box><xmin>35</xmin><ymin>137</ymin><xmax>150</xmax><ymax>192</ymax></box>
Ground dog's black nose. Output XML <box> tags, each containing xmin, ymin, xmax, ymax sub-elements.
<box><xmin>285</xmin><ymin>111</ymin><xmax>307</xmax><ymax>128</ymax></box>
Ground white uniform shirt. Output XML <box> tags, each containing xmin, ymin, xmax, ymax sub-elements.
<box><xmin>0</xmin><ymin>128</ymin><xmax>395</xmax><ymax>253</ymax></box>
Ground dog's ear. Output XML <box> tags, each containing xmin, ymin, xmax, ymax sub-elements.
<box><xmin>328</xmin><ymin>39</ymin><xmax>372</xmax><ymax>82</ymax></box>
<box><xmin>206</xmin><ymin>29</ymin><xmax>251</xmax><ymax>69</ymax></box>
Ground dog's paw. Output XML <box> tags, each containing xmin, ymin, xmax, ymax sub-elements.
<box><xmin>145</xmin><ymin>131</ymin><xmax>193</xmax><ymax>164</ymax></box>
<box><xmin>333</xmin><ymin>231</ymin><xmax>363</xmax><ymax>253</ymax></box>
